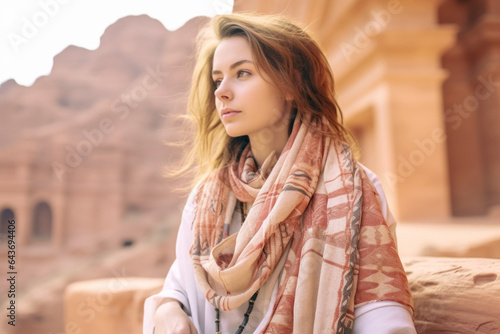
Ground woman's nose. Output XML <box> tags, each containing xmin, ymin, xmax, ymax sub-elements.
<box><xmin>214</xmin><ymin>80</ymin><xmax>233</xmax><ymax>101</ymax></box>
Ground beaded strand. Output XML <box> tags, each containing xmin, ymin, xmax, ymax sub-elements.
<box><xmin>215</xmin><ymin>290</ymin><xmax>259</xmax><ymax>334</ymax></box>
<box><xmin>215</xmin><ymin>201</ymin><xmax>258</xmax><ymax>334</ymax></box>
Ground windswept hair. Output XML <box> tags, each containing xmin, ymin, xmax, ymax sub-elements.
<box><xmin>168</xmin><ymin>13</ymin><xmax>355</xmax><ymax>188</ymax></box>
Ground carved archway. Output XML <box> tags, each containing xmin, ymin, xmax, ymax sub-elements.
<box><xmin>1</xmin><ymin>208</ymin><xmax>15</xmax><ymax>235</ymax></box>
<box><xmin>32</xmin><ymin>202</ymin><xmax>52</xmax><ymax>241</ymax></box>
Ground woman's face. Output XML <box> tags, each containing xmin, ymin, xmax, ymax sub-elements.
<box><xmin>212</xmin><ymin>36</ymin><xmax>290</xmax><ymax>141</ymax></box>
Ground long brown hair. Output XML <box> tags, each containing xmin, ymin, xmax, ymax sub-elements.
<box><xmin>168</xmin><ymin>13</ymin><xmax>355</xmax><ymax>188</ymax></box>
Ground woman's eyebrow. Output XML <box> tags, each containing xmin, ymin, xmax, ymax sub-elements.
<box><xmin>212</xmin><ymin>59</ymin><xmax>253</xmax><ymax>75</ymax></box>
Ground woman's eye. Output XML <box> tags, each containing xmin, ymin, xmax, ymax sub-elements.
<box><xmin>237</xmin><ymin>70</ymin><xmax>250</xmax><ymax>78</ymax></box>
<box><xmin>213</xmin><ymin>71</ymin><xmax>250</xmax><ymax>88</ymax></box>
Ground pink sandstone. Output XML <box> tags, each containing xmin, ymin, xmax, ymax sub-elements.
<box><xmin>63</xmin><ymin>257</ymin><xmax>500</xmax><ymax>334</ymax></box>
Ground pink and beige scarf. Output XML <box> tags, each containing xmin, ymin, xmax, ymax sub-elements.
<box><xmin>190</xmin><ymin>116</ymin><xmax>413</xmax><ymax>333</ymax></box>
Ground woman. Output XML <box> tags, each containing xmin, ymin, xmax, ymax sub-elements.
<box><xmin>144</xmin><ymin>13</ymin><xmax>416</xmax><ymax>334</ymax></box>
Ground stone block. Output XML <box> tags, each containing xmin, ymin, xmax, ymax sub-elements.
<box><xmin>64</xmin><ymin>277</ymin><xmax>163</xmax><ymax>334</ymax></box>
<box><xmin>64</xmin><ymin>257</ymin><xmax>500</xmax><ymax>333</ymax></box>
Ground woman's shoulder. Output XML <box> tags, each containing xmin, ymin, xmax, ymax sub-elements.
<box><xmin>356</xmin><ymin>162</ymin><xmax>391</xmax><ymax>222</ymax></box>
<box><xmin>183</xmin><ymin>178</ymin><xmax>207</xmax><ymax>212</ymax></box>
<box><xmin>185</xmin><ymin>185</ymin><xmax>199</xmax><ymax>210</ymax></box>
<box><xmin>357</xmin><ymin>162</ymin><xmax>381</xmax><ymax>188</ymax></box>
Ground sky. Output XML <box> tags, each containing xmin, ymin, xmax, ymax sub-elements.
<box><xmin>0</xmin><ymin>0</ymin><xmax>234</xmax><ymax>86</ymax></box>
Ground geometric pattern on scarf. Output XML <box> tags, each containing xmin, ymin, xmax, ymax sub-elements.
<box><xmin>190</xmin><ymin>116</ymin><xmax>413</xmax><ymax>333</ymax></box>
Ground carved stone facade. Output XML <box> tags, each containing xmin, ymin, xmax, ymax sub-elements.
<box><xmin>0</xmin><ymin>16</ymin><xmax>199</xmax><ymax>255</ymax></box>
<box><xmin>235</xmin><ymin>0</ymin><xmax>500</xmax><ymax>220</ymax></box>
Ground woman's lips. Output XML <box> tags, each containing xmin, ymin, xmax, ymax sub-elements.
<box><xmin>221</xmin><ymin>109</ymin><xmax>241</xmax><ymax>119</ymax></box>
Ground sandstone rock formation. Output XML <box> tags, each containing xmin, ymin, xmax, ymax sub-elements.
<box><xmin>63</xmin><ymin>257</ymin><xmax>500</xmax><ymax>334</ymax></box>
<box><xmin>404</xmin><ymin>257</ymin><xmax>500</xmax><ymax>333</ymax></box>
<box><xmin>0</xmin><ymin>14</ymin><xmax>206</xmax><ymax>334</ymax></box>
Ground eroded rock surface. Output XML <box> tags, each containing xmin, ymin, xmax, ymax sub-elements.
<box><xmin>404</xmin><ymin>257</ymin><xmax>500</xmax><ymax>333</ymax></box>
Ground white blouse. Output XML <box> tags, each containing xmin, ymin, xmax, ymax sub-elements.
<box><xmin>143</xmin><ymin>164</ymin><xmax>416</xmax><ymax>333</ymax></box>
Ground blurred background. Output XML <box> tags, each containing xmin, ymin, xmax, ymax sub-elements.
<box><xmin>0</xmin><ymin>0</ymin><xmax>499</xmax><ymax>333</ymax></box>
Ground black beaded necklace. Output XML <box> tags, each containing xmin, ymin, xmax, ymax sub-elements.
<box><xmin>215</xmin><ymin>290</ymin><xmax>259</xmax><ymax>334</ymax></box>
<box><xmin>215</xmin><ymin>201</ymin><xmax>259</xmax><ymax>334</ymax></box>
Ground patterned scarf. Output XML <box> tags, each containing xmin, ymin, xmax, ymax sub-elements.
<box><xmin>190</xmin><ymin>116</ymin><xmax>413</xmax><ymax>333</ymax></box>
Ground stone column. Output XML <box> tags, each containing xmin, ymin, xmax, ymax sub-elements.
<box><xmin>441</xmin><ymin>45</ymin><xmax>488</xmax><ymax>215</ymax></box>
<box><xmin>51</xmin><ymin>191</ymin><xmax>66</xmax><ymax>248</ymax></box>
<box><xmin>324</xmin><ymin>0</ymin><xmax>456</xmax><ymax>220</ymax></box>
<box><xmin>91</xmin><ymin>144</ymin><xmax>124</xmax><ymax>249</ymax></box>
<box><xmin>51</xmin><ymin>134</ymin><xmax>69</xmax><ymax>249</ymax></box>
<box><xmin>15</xmin><ymin>140</ymin><xmax>38</xmax><ymax>246</ymax></box>
<box><xmin>441</xmin><ymin>0</ymin><xmax>500</xmax><ymax>216</ymax></box>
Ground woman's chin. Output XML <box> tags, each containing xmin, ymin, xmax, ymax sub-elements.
<box><xmin>223</xmin><ymin>126</ymin><xmax>247</xmax><ymax>138</ymax></box>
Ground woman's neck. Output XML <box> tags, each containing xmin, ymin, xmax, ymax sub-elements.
<box><xmin>247</xmin><ymin>103</ymin><xmax>294</xmax><ymax>169</ymax></box>
<box><xmin>248</xmin><ymin>124</ymin><xmax>289</xmax><ymax>169</ymax></box>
